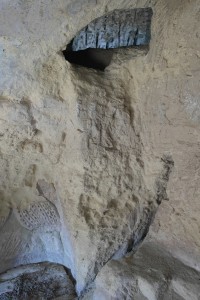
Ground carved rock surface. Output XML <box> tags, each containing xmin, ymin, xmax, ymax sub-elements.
<box><xmin>0</xmin><ymin>0</ymin><xmax>200</xmax><ymax>298</ymax></box>
<box><xmin>0</xmin><ymin>263</ymin><xmax>76</xmax><ymax>300</ymax></box>
<box><xmin>71</xmin><ymin>8</ymin><xmax>153</xmax><ymax>51</ymax></box>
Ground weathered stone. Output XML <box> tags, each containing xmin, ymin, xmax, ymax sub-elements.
<box><xmin>71</xmin><ymin>8</ymin><xmax>153</xmax><ymax>51</ymax></box>
<box><xmin>0</xmin><ymin>263</ymin><xmax>76</xmax><ymax>300</ymax></box>
<box><xmin>0</xmin><ymin>0</ymin><xmax>199</xmax><ymax>299</ymax></box>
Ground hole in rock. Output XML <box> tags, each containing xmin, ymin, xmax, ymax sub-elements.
<box><xmin>63</xmin><ymin>48</ymin><xmax>114</xmax><ymax>71</ymax></box>
<box><xmin>63</xmin><ymin>8</ymin><xmax>153</xmax><ymax>70</ymax></box>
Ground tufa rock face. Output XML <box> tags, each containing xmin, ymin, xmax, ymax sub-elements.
<box><xmin>0</xmin><ymin>0</ymin><xmax>200</xmax><ymax>299</ymax></box>
<box><xmin>71</xmin><ymin>8</ymin><xmax>153</xmax><ymax>51</ymax></box>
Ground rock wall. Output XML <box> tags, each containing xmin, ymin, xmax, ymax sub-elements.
<box><xmin>71</xmin><ymin>8</ymin><xmax>152</xmax><ymax>50</ymax></box>
<box><xmin>0</xmin><ymin>0</ymin><xmax>199</xmax><ymax>299</ymax></box>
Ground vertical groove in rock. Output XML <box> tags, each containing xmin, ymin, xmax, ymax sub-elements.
<box><xmin>0</xmin><ymin>0</ymin><xmax>199</xmax><ymax>298</ymax></box>
<box><xmin>71</xmin><ymin>8</ymin><xmax>153</xmax><ymax>51</ymax></box>
<box><xmin>71</xmin><ymin>64</ymin><xmax>174</xmax><ymax>293</ymax></box>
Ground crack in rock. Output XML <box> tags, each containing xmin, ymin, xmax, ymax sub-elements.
<box><xmin>78</xmin><ymin>155</ymin><xmax>174</xmax><ymax>298</ymax></box>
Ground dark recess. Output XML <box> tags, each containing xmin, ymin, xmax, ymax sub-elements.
<box><xmin>63</xmin><ymin>48</ymin><xmax>114</xmax><ymax>71</ymax></box>
<box><xmin>63</xmin><ymin>8</ymin><xmax>152</xmax><ymax>70</ymax></box>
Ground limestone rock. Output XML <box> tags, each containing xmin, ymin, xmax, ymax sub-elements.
<box><xmin>0</xmin><ymin>0</ymin><xmax>199</xmax><ymax>298</ymax></box>
<box><xmin>71</xmin><ymin>8</ymin><xmax>153</xmax><ymax>51</ymax></box>
<box><xmin>0</xmin><ymin>263</ymin><xmax>76</xmax><ymax>300</ymax></box>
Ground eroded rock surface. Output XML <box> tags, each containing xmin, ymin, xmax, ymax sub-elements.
<box><xmin>83</xmin><ymin>237</ymin><xmax>200</xmax><ymax>300</ymax></box>
<box><xmin>0</xmin><ymin>0</ymin><xmax>200</xmax><ymax>299</ymax></box>
<box><xmin>0</xmin><ymin>263</ymin><xmax>76</xmax><ymax>300</ymax></box>
<box><xmin>71</xmin><ymin>8</ymin><xmax>152</xmax><ymax>51</ymax></box>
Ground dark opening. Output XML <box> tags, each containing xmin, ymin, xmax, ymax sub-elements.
<box><xmin>63</xmin><ymin>48</ymin><xmax>114</xmax><ymax>71</ymax></box>
<box><xmin>63</xmin><ymin>8</ymin><xmax>153</xmax><ymax>70</ymax></box>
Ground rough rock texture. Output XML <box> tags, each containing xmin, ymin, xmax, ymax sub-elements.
<box><xmin>82</xmin><ymin>234</ymin><xmax>200</xmax><ymax>299</ymax></box>
<box><xmin>0</xmin><ymin>263</ymin><xmax>76</xmax><ymax>299</ymax></box>
<box><xmin>0</xmin><ymin>0</ymin><xmax>200</xmax><ymax>299</ymax></box>
<box><xmin>64</xmin><ymin>8</ymin><xmax>152</xmax><ymax>70</ymax></box>
<box><xmin>71</xmin><ymin>8</ymin><xmax>152</xmax><ymax>51</ymax></box>
<box><xmin>0</xmin><ymin>181</ymin><xmax>70</xmax><ymax>274</ymax></box>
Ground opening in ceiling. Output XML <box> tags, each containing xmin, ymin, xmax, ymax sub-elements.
<box><xmin>63</xmin><ymin>8</ymin><xmax>153</xmax><ymax>71</ymax></box>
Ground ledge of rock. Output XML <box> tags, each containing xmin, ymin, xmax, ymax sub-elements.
<box><xmin>0</xmin><ymin>263</ymin><xmax>76</xmax><ymax>300</ymax></box>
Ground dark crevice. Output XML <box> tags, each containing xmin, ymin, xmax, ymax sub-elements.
<box><xmin>63</xmin><ymin>8</ymin><xmax>153</xmax><ymax>70</ymax></box>
<box><xmin>63</xmin><ymin>48</ymin><xmax>114</xmax><ymax>71</ymax></box>
<box><xmin>63</xmin><ymin>265</ymin><xmax>77</xmax><ymax>288</ymax></box>
<box><xmin>78</xmin><ymin>156</ymin><xmax>174</xmax><ymax>298</ymax></box>
<box><xmin>126</xmin><ymin>155</ymin><xmax>174</xmax><ymax>254</ymax></box>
